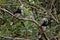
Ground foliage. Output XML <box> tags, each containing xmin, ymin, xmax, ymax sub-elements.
<box><xmin>0</xmin><ymin>0</ymin><xmax>60</xmax><ymax>40</ymax></box>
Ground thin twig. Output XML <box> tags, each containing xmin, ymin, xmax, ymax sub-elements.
<box><xmin>50</xmin><ymin>0</ymin><xmax>59</xmax><ymax>23</ymax></box>
<box><xmin>18</xmin><ymin>0</ymin><xmax>23</xmax><ymax>5</ymax></box>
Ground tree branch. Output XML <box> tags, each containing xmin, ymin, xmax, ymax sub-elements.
<box><xmin>22</xmin><ymin>0</ymin><xmax>60</xmax><ymax>24</ymax></box>
<box><xmin>0</xmin><ymin>35</ymin><xmax>30</xmax><ymax>40</ymax></box>
<box><xmin>0</xmin><ymin>6</ymin><xmax>40</xmax><ymax>27</ymax></box>
<box><xmin>0</xmin><ymin>6</ymin><xmax>49</xmax><ymax>40</ymax></box>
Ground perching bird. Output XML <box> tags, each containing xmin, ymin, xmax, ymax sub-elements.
<box><xmin>13</xmin><ymin>5</ymin><xmax>24</xmax><ymax>17</ymax></box>
<box><xmin>41</xmin><ymin>18</ymin><xmax>48</xmax><ymax>31</ymax></box>
<box><xmin>13</xmin><ymin>7</ymin><xmax>23</xmax><ymax>17</ymax></box>
<box><xmin>13</xmin><ymin>5</ymin><xmax>25</xmax><ymax>27</ymax></box>
<box><xmin>13</xmin><ymin>8</ymin><xmax>22</xmax><ymax>15</ymax></box>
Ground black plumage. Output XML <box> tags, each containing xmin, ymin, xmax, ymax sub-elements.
<box><xmin>41</xmin><ymin>18</ymin><xmax>48</xmax><ymax>26</ymax></box>
<box><xmin>13</xmin><ymin>8</ymin><xmax>25</xmax><ymax>27</ymax></box>
<box><xmin>13</xmin><ymin>8</ymin><xmax>22</xmax><ymax>14</ymax></box>
<box><xmin>41</xmin><ymin>20</ymin><xmax>48</xmax><ymax>26</ymax></box>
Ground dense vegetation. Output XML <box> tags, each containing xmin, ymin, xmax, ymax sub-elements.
<box><xmin>0</xmin><ymin>0</ymin><xmax>60</xmax><ymax>40</ymax></box>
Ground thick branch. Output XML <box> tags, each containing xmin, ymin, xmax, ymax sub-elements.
<box><xmin>0</xmin><ymin>35</ymin><xmax>30</xmax><ymax>40</ymax></box>
<box><xmin>0</xmin><ymin>6</ymin><xmax>49</xmax><ymax>40</ymax></box>
<box><xmin>0</xmin><ymin>6</ymin><xmax>40</xmax><ymax>27</ymax></box>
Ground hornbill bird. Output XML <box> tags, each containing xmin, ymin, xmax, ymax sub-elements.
<box><xmin>13</xmin><ymin>7</ymin><xmax>23</xmax><ymax>17</ymax></box>
<box><xmin>13</xmin><ymin>8</ymin><xmax>22</xmax><ymax>14</ymax></box>
<box><xmin>13</xmin><ymin>6</ymin><xmax>25</xmax><ymax>27</ymax></box>
<box><xmin>41</xmin><ymin>18</ymin><xmax>48</xmax><ymax>32</ymax></box>
<box><xmin>38</xmin><ymin>18</ymin><xmax>48</xmax><ymax>40</ymax></box>
<box><xmin>13</xmin><ymin>5</ymin><xmax>24</xmax><ymax>17</ymax></box>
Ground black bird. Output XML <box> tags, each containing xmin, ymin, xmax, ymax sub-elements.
<box><xmin>13</xmin><ymin>4</ymin><xmax>23</xmax><ymax>15</ymax></box>
<box><xmin>13</xmin><ymin>8</ymin><xmax>22</xmax><ymax>15</ymax></box>
<box><xmin>13</xmin><ymin>8</ymin><xmax>23</xmax><ymax>17</ymax></box>
<box><xmin>38</xmin><ymin>18</ymin><xmax>48</xmax><ymax>40</ymax></box>
<box><xmin>13</xmin><ymin>7</ymin><xmax>25</xmax><ymax>27</ymax></box>
<box><xmin>41</xmin><ymin>18</ymin><xmax>48</xmax><ymax>31</ymax></box>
